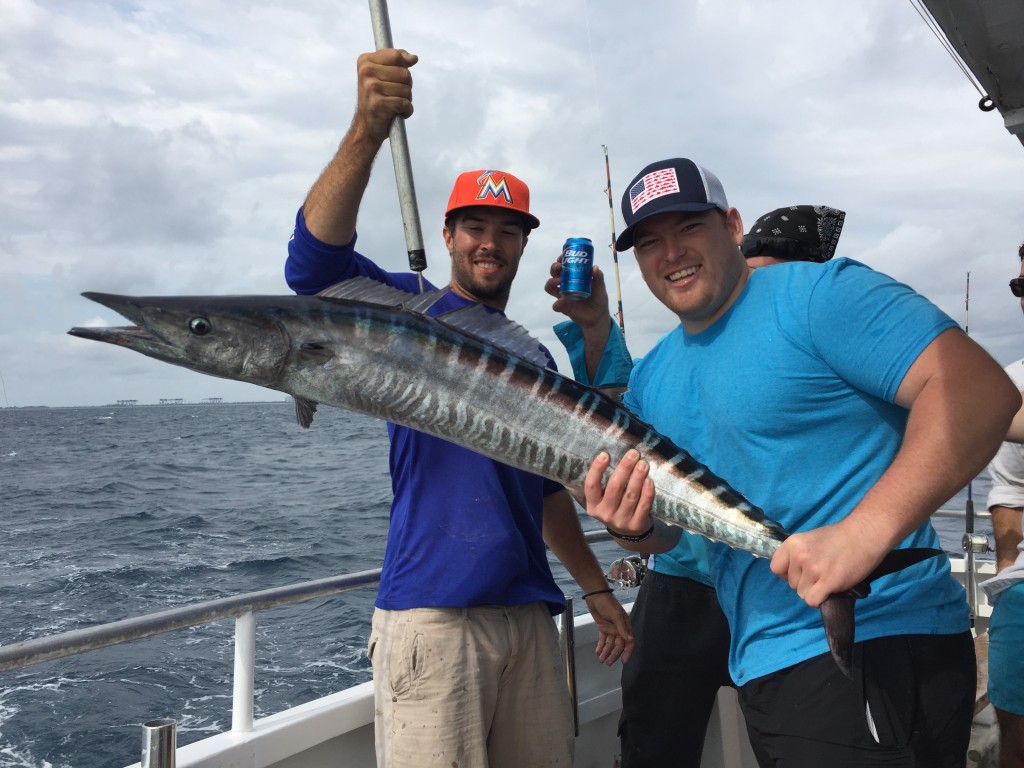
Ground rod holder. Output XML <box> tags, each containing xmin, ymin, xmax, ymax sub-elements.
<box><xmin>141</xmin><ymin>718</ymin><xmax>176</xmax><ymax>768</ymax></box>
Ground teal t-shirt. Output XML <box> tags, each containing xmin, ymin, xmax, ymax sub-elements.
<box><xmin>623</xmin><ymin>258</ymin><xmax>968</xmax><ymax>684</ymax></box>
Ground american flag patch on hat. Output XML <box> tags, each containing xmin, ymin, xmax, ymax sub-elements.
<box><xmin>629</xmin><ymin>168</ymin><xmax>680</xmax><ymax>214</ymax></box>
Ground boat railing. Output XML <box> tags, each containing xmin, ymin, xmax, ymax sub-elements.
<box><xmin>0</xmin><ymin>568</ymin><xmax>384</xmax><ymax>732</ymax></box>
<box><xmin>934</xmin><ymin>506</ymin><xmax>991</xmax><ymax>521</ymax></box>
<box><xmin>0</xmin><ymin>512</ymin><xmax>989</xmax><ymax>744</ymax></box>
<box><xmin>0</xmin><ymin>529</ymin><xmax>615</xmax><ymax>734</ymax></box>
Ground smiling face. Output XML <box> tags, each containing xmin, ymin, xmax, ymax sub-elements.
<box><xmin>632</xmin><ymin>208</ymin><xmax>749</xmax><ymax>333</ymax></box>
<box><xmin>443</xmin><ymin>207</ymin><xmax>529</xmax><ymax>309</ymax></box>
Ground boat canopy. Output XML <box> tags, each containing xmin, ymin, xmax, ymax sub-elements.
<box><xmin>922</xmin><ymin>0</ymin><xmax>1024</xmax><ymax>147</ymax></box>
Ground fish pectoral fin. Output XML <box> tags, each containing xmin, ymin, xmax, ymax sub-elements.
<box><xmin>294</xmin><ymin>396</ymin><xmax>318</xmax><ymax>429</ymax></box>
<box><xmin>820</xmin><ymin>593</ymin><xmax>856</xmax><ymax>678</ymax></box>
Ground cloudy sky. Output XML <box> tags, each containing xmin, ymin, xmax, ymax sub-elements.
<box><xmin>2</xmin><ymin>0</ymin><xmax>1022</xmax><ymax>408</ymax></box>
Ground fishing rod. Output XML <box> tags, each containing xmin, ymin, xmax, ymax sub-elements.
<box><xmin>367</xmin><ymin>0</ymin><xmax>427</xmax><ymax>293</ymax></box>
<box><xmin>601</xmin><ymin>145</ymin><xmax>626</xmax><ymax>337</ymax></box>
<box><xmin>963</xmin><ymin>271</ymin><xmax>978</xmax><ymax>622</ymax></box>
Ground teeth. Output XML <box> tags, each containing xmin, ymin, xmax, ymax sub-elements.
<box><xmin>668</xmin><ymin>266</ymin><xmax>698</xmax><ymax>281</ymax></box>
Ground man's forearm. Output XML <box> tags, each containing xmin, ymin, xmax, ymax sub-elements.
<box><xmin>1004</xmin><ymin>390</ymin><xmax>1024</xmax><ymax>443</ymax></box>
<box><xmin>542</xmin><ymin>492</ymin><xmax>609</xmax><ymax>593</ymax></box>
<box><xmin>302</xmin><ymin>121</ymin><xmax>383</xmax><ymax>246</ymax></box>
<box><xmin>580</xmin><ymin>318</ymin><xmax>613</xmax><ymax>383</ymax></box>
<box><xmin>992</xmin><ymin>505</ymin><xmax>1024</xmax><ymax>571</ymax></box>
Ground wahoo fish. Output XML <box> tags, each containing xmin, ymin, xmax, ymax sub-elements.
<box><xmin>68</xmin><ymin>277</ymin><xmax>936</xmax><ymax>675</ymax></box>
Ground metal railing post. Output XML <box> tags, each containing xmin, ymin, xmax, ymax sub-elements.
<box><xmin>141</xmin><ymin>718</ymin><xmax>176</xmax><ymax>768</ymax></box>
<box><xmin>560</xmin><ymin>596</ymin><xmax>579</xmax><ymax>737</ymax></box>
<box><xmin>232</xmin><ymin>611</ymin><xmax>256</xmax><ymax>733</ymax></box>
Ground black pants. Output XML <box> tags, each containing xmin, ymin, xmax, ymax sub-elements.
<box><xmin>618</xmin><ymin>571</ymin><xmax>732</xmax><ymax>768</ymax></box>
<box><xmin>738</xmin><ymin>631</ymin><xmax>976</xmax><ymax>767</ymax></box>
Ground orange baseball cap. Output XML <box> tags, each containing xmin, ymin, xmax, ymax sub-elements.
<box><xmin>444</xmin><ymin>169</ymin><xmax>540</xmax><ymax>230</ymax></box>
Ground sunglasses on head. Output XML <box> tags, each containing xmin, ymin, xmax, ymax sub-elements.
<box><xmin>1011</xmin><ymin>277</ymin><xmax>1024</xmax><ymax>297</ymax></box>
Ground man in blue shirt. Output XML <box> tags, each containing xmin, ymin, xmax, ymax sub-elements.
<box><xmin>285</xmin><ymin>48</ymin><xmax>633</xmax><ymax>768</ymax></box>
<box><xmin>560</xmin><ymin>156</ymin><xmax>1018</xmax><ymax>766</ymax></box>
<box><xmin>547</xmin><ymin>201</ymin><xmax>846</xmax><ymax>767</ymax></box>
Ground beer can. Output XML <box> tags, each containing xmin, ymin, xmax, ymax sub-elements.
<box><xmin>559</xmin><ymin>237</ymin><xmax>594</xmax><ymax>300</ymax></box>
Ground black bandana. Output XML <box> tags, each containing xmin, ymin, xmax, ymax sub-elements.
<box><xmin>742</xmin><ymin>205</ymin><xmax>846</xmax><ymax>263</ymax></box>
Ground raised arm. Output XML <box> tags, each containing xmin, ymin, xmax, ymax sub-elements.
<box><xmin>546</xmin><ymin>259</ymin><xmax>632</xmax><ymax>385</ymax></box>
<box><xmin>302</xmin><ymin>48</ymin><xmax>418</xmax><ymax>246</ymax></box>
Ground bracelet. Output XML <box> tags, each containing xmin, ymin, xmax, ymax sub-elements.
<box><xmin>605</xmin><ymin>523</ymin><xmax>655</xmax><ymax>543</ymax></box>
<box><xmin>582</xmin><ymin>587</ymin><xmax>614</xmax><ymax>600</ymax></box>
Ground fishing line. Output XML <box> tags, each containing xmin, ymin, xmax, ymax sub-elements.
<box><xmin>0</xmin><ymin>369</ymin><xmax>8</xmax><ymax>408</ymax></box>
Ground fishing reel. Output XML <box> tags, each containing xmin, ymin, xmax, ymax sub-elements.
<box><xmin>606</xmin><ymin>555</ymin><xmax>648</xmax><ymax>589</ymax></box>
<box><xmin>961</xmin><ymin>533</ymin><xmax>992</xmax><ymax>554</ymax></box>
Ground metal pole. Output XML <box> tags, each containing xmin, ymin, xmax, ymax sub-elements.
<box><xmin>368</xmin><ymin>0</ymin><xmax>427</xmax><ymax>292</ymax></box>
<box><xmin>141</xmin><ymin>718</ymin><xmax>176</xmax><ymax>768</ymax></box>
<box><xmin>560</xmin><ymin>596</ymin><xmax>579</xmax><ymax>737</ymax></box>
<box><xmin>232</xmin><ymin>611</ymin><xmax>256</xmax><ymax>733</ymax></box>
<box><xmin>964</xmin><ymin>271</ymin><xmax>977</xmax><ymax>623</ymax></box>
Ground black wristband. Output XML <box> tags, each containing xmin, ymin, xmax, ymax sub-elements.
<box><xmin>582</xmin><ymin>587</ymin><xmax>615</xmax><ymax>600</ymax></box>
<box><xmin>605</xmin><ymin>523</ymin><xmax>655</xmax><ymax>543</ymax></box>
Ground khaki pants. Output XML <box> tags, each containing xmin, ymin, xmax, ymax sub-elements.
<box><xmin>368</xmin><ymin>602</ymin><xmax>574</xmax><ymax>768</ymax></box>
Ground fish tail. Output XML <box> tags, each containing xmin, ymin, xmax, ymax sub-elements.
<box><xmin>820</xmin><ymin>547</ymin><xmax>944</xmax><ymax>677</ymax></box>
<box><xmin>820</xmin><ymin>593</ymin><xmax>856</xmax><ymax>678</ymax></box>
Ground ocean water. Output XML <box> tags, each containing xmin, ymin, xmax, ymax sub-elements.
<box><xmin>0</xmin><ymin>403</ymin><xmax>992</xmax><ymax>768</ymax></box>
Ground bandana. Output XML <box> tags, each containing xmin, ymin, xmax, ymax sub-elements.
<box><xmin>742</xmin><ymin>205</ymin><xmax>846</xmax><ymax>263</ymax></box>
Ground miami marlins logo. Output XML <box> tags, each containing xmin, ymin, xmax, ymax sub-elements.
<box><xmin>475</xmin><ymin>171</ymin><xmax>513</xmax><ymax>205</ymax></box>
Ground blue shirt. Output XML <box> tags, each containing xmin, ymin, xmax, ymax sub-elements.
<box><xmin>624</xmin><ymin>259</ymin><xmax>968</xmax><ymax>684</ymax></box>
<box><xmin>287</xmin><ymin>209</ymin><xmax>567</xmax><ymax>614</ymax></box>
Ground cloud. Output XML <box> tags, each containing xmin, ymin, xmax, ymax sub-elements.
<box><xmin>1</xmin><ymin>0</ymin><xmax>1022</xmax><ymax>407</ymax></box>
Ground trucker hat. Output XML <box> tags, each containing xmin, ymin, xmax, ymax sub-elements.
<box><xmin>616</xmin><ymin>158</ymin><xmax>729</xmax><ymax>251</ymax></box>
<box><xmin>444</xmin><ymin>169</ymin><xmax>540</xmax><ymax>230</ymax></box>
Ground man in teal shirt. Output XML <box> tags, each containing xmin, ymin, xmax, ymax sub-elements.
<box><xmin>551</xmin><ymin>156</ymin><xmax>1016</xmax><ymax>766</ymax></box>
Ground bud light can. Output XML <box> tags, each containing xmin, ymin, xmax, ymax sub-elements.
<box><xmin>559</xmin><ymin>237</ymin><xmax>594</xmax><ymax>300</ymax></box>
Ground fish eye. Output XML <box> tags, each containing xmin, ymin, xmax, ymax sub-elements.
<box><xmin>189</xmin><ymin>316</ymin><xmax>212</xmax><ymax>336</ymax></box>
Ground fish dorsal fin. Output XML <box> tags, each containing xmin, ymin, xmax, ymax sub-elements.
<box><xmin>434</xmin><ymin>305</ymin><xmax>550</xmax><ymax>368</ymax></box>
<box><xmin>316</xmin><ymin>276</ymin><xmax>447</xmax><ymax>309</ymax></box>
<box><xmin>316</xmin><ymin>277</ymin><xmax>549</xmax><ymax>368</ymax></box>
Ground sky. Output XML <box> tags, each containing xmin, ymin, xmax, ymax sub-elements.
<box><xmin>1</xmin><ymin>0</ymin><xmax>1022</xmax><ymax>408</ymax></box>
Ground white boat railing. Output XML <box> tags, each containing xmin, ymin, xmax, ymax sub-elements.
<box><xmin>0</xmin><ymin>530</ymin><xmax>615</xmax><ymax>734</ymax></box>
<box><xmin>934</xmin><ymin>507</ymin><xmax>992</xmax><ymax>521</ymax></box>
<box><xmin>0</xmin><ymin>523</ymin><xmax>994</xmax><ymax>768</ymax></box>
<box><xmin>0</xmin><ymin>567</ymin><xmax>383</xmax><ymax>732</ymax></box>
